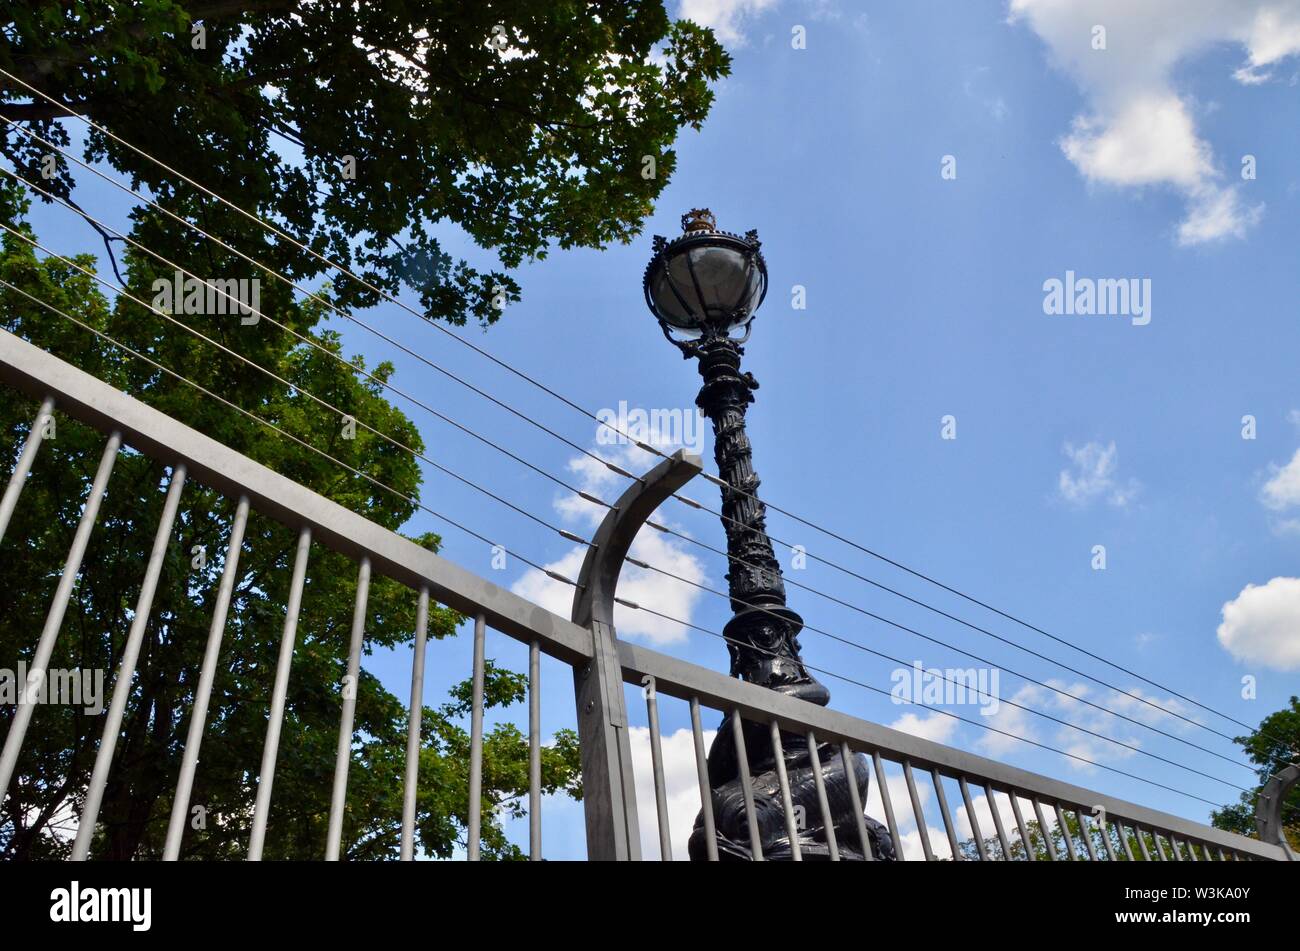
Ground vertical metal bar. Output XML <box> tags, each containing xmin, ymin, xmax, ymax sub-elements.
<box><xmin>1117</xmin><ymin>823</ymin><xmax>1136</xmax><ymax>861</ymax></box>
<box><xmin>903</xmin><ymin>760</ymin><xmax>934</xmax><ymax>861</ymax></box>
<box><xmin>872</xmin><ymin>752</ymin><xmax>901</xmax><ymax>857</ymax></box>
<box><xmin>984</xmin><ymin>784</ymin><xmax>1011</xmax><ymax>860</ymax></box>
<box><xmin>1153</xmin><ymin>832</ymin><xmax>1169</xmax><ymax>861</ymax></box>
<box><xmin>931</xmin><ymin>769</ymin><xmax>961</xmax><ymax>860</ymax></box>
<box><xmin>1136</xmin><ymin>826</ymin><xmax>1153</xmax><ymax>861</ymax></box>
<box><xmin>1009</xmin><ymin>791</ymin><xmax>1035</xmax><ymax>860</ymax></box>
<box><xmin>325</xmin><ymin>557</ymin><xmax>371</xmax><ymax>860</ymax></box>
<box><xmin>164</xmin><ymin>494</ymin><xmax>250</xmax><ymax>861</ymax></box>
<box><xmin>73</xmin><ymin>464</ymin><xmax>187</xmax><ymax>861</ymax></box>
<box><xmin>528</xmin><ymin>640</ymin><xmax>541</xmax><ymax>862</ymax></box>
<box><xmin>248</xmin><ymin>524</ymin><xmax>311</xmax><ymax>861</ymax></box>
<box><xmin>769</xmin><ymin>723</ymin><xmax>801</xmax><ymax>861</ymax></box>
<box><xmin>643</xmin><ymin>677</ymin><xmax>672</xmax><ymax>861</ymax></box>
<box><xmin>840</xmin><ymin>741</ymin><xmax>873</xmax><ymax>860</ymax></box>
<box><xmin>467</xmin><ymin>613</ymin><xmax>486</xmax><ymax>861</ymax></box>
<box><xmin>959</xmin><ymin>776</ymin><xmax>988</xmax><ymax>860</ymax></box>
<box><xmin>1033</xmin><ymin>799</ymin><xmax>1058</xmax><ymax>861</ymax></box>
<box><xmin>807</xmin><ymin>731</ymin><xmax>838</xmax><ymax>861</ymax></box>
<box><xmin>1217</xmin><ymin>847</ymin><xmax>1228</xmax><ymax>862</ymax></box>
<box><xmin>0</xmin><ymin>430</ymin><xmax>119</xmax><ymax>811</ymax></box>
<box><xmin>1098</xmin><ymin>813</ymin><xmax>1117</xmax><ymax>861</ymax></box>
<box><xmin>0</xmin><ymin>395</ymin><xmax>54</xmax><ymax>544</ymax></box>
<box><xmin>731</xmin><ymin>710</ymin><xmax>762</xmax><ymax>860</ymax></box>
<box><xmin>400</xmin><ymin>586</ymin><xmax>429</xmax><ymax>862</ymax></box>
<box><xmin>1170</xmin><ymin>836</ymin><xmax>1185</xmax><ymax>861</ymax></box>
<box><xmin>690</xmin><ymin>697</ymin><xmax>718</xmax><ymax>861</ymax></box>
<box><xmin>1054</xmin><ymin>803</ymin><xmax>1077</xmax><ymax>859</ymax></box>
<box><xmin>1076</xmin><ymin>809</ymin><xmax>1098</xmax><ymax>860</ymax></box>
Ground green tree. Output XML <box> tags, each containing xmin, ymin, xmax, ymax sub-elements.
<box><xmin>1212</xmin><ymin>696</ymin><xmax>1300</xmax><ymax>854</ymax></box>
<box><xmin>0</xmin><ymin>0</ymin><xmax>732</xmax><ymax>859</ymax></box>
<box><xmin>0</xmin><ymin>0</ymin><xmax>730</xmax><ymax>325</ymax></box>
<box><xmin>0</xmin><ymin>185</ymin><xmax>579</xmax><ymax>860</ymax></box>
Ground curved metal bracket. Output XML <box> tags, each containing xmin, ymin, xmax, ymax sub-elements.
<box><xmin>571</xmin><ymin>449</ymin><xmax>704</xmax><ymax>629</ymax></box>
<box><xmin>1255</xmin><ymin>763</ymin><xmax>1299</xmax><ymax>860</ymax></box>
<box><xmin>568</xmin><ymin>448</ymin><xmax>702</xmax><ymax>860</ymax></box>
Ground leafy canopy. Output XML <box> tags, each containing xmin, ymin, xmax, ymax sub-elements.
<box><xmin>0</xmin><ymin>0</ymin><xmax>731</xmax><ymax>325</ymax></box>
<box><xmin>0</xmin><ymin>183</ymin><xmax>582</xmax><ymax>860</ymax></box>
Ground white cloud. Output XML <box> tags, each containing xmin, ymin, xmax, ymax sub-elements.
<box><xmin>889</xmin><ymin>710</ymin><xmax>959</xmax><ymax>744</ymax></box>
<box><xmin>975</xmin><ymin>682</ymin><xmax>1044</xmax><ymax>756</ymax></box>
<box><xmin>511</xmin><ymin>442</ymin><xmax>709</xmax><ymax>646</ymax></box>
<box><xmin>628</xmin><ymin>725</ymin><xmax>715</xmax><ymax>860</ymax></box>
<box><xmin>1010</xmin><ymin>0</ymin><xmax>1300</xmax><ymax>244</ymax></box>
<box><xmin>679</xmin><ymin>0</ymin><xmax>779</xmax><ymax>46</ymax></box>
<box><xmin>1261</xmin><ymin>448</ymin><xmax>1300</xmax><ymax>510</ymax></box>
<box><xmin>1059</xmin><ymin>94</ymin><xmax>1211</xmax><ymax>189</ymax></box>
<box><xmin>1058</xmin><ymin>440</ymin><xmax>1140</xmax><ymax>508</ymax></box>
<box><xmin>1217</xmin><ymin>576</ymin><xmax>1300</xmax><ymax>671</ymax></box>
<box><xmin>974</xmin><ymin>678</ymin><xmax>1195</xmax><ymax>774</ymax></box>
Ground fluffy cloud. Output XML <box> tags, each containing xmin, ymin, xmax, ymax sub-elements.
<box><xmin>974</xmin><ymin>679</ymin><xmax>1196</xmax><ymax>772</ymax></box>
<box><xmin>1217</xmin><ymin>577</ymin><xmax>1300</xmax><ymax>671</ymax></box>
<box><xmin>511</xmin><ymin>442</ymin><xmax>709</xmax><ymax>646</ymax></box>
<box><xmin>1058</xmin><ymin>440</ymin><xmax>1140</xmax><ymax>508</ymax></box>
<box><xmin>679</xmin><ymin>0</ymin><xmax>779</xmax><ymax>46</ymax></box>
<box><xmin>1010</xmin><ymin>0</ymin><xmax>1300</xmax><ymax>244</ymax></box>
<box><xmin>889</xmin><ymin>710</ymin><xmax>960</xmax><ymax>745</ymax></box>
<box><xmin>1261</xmin><ymin>448</ymin><xmax>1300</xmax><ymax>510</ymax></box>
<box><xmin>628</xmin><ymin>725</ymin><xmax>715</xmax><ymax>860</ymax></box>
<box><xmin>1258</xmin><ymin>445</ymin><xmax>1300</xmax><ymax>533</ymax></box>
<box><xmin>975</xmin><ymin>682</ymin><xmax>1044</xmax><ymax>757</ymax></box>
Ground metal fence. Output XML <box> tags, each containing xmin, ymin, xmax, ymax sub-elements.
<box><xmin>0</xmin><ymin>328</ymin><xmax>1291</xmax><ymax>861</ymax></box>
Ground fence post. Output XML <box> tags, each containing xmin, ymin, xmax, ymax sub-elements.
<box><xmin>571</xmin><ymin>449</ymin><xmax>702</xmax><ymax>860</ymax></box>
<box><xmin>1255</xmin><ymin>763</ymin><xmax>1299</xmax><ymax>861</ymax></box>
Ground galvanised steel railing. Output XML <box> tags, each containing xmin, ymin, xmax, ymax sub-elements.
<box><xmin>0</xmin><ymin>328</ymin><xmax>1291</xmax><ymax>861</ymax></box>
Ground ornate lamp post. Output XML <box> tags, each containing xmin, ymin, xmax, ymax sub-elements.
<box><xmin>642</xmin><ymin>209</ymin><xmax>894</xmax><ymax>861</ymax></box>
<box><xmin>643</xmin><ymin>208</ymin><xmax>827</xmax><ymax>706</ymax></box>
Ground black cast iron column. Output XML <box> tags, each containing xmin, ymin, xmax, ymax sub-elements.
<box><xmin>694</xmin><ymin>334</ymin><xmax>828</xmax><ymax>706</ymax></box>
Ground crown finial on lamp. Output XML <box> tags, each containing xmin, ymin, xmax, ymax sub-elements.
<box><xmin>681</xmin><ymin>208</ymin><xmax>716</xmax><ymax>233</ymax></box>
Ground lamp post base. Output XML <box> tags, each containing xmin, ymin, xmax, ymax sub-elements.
<box><xmin>688</xmin><ymin>727</ymin><xmax>898</xmax><ymax>861</ymax></box>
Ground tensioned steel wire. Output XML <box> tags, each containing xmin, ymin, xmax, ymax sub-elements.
<box><xmin>3</xmin><ymin>128</ymin><xmax>1280</xmax><ymax>762</ymax></box>
<box><xmin>0</xmin><ymin>224</ymin><xmax>581</xmax><ymax>543</ymax></box>
<box><xmin>0</xmin><ymin>279</ymin><xmax>1264</xmax><ymax>813</ymax></box>
<box><xmin>0</xmin><ymin>210</ymin><xmax>1284</xmax><ymax>786</ymax></box>
<box><xmin>0</xmin><ymin>176</ymin><xmax>1260</xmax><ymax>769</ymax></box>
<box><xmin>0</xmin><ymin>216</ymin><xmax>1263</xmax><ymax>777</ymax></box>
<box><xmin>1</xmin><ymin>68</ymin><xmax>1291</xmax><ymax>757</ymax></box>
<box><xmin>0</xmin><ymin>112</ymin><xmax>1268</xmax><ymax>747</ymax></box>
<box><xmin>0</xmin><ymin>277</ymin><xmax>571</xmax><ymax>584</ymax></box>
<box><xmin>0</xmin><ymin>253</ymin><xmax>1263</xmax><ymax>793</ymax></box>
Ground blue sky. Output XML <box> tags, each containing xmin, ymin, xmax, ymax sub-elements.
<box><xmin>17</xmin><ymin>0</ymin><xmax>1300</xmax><ymax>859</ymax></box>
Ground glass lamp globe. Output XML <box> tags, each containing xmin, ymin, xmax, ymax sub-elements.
<box><xmin>643</xmin><ymin>209</ymin><xmax>767</xmax><ymax>338</ymax></box>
